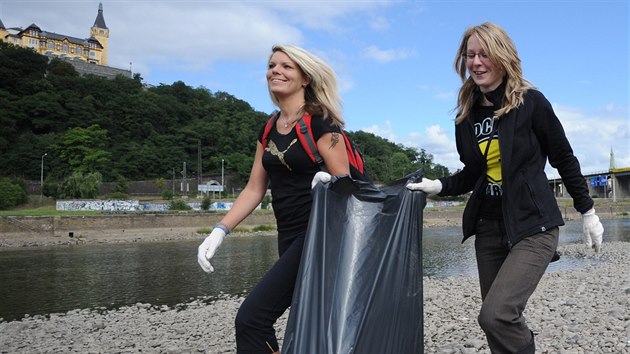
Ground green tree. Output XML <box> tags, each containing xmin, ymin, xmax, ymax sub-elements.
<box><xmin>58</xmin><ymin>171</ymin><xmax>102</xmax><ymax>199</ymax></box>
<box><xmin>55</xmin><ymin>124</ymin><xmax>111</xmax><ymax>175</ymax></box>
<box><xmin>390</xmin><ymin>152</ymin><xmax>413</xmax><ymax>180</ymax></box>
<box><xmin>0</xmin><ymin>42</ymin><xmax>48</xmax><ymax>94</ymax></box>
<box><xmin>115</xmin><ymin>174</ymin><xmax>128</xmax><ymax>194</ymax></box>
<box><xmin>0</xmin><ymin>178</ymin><xmax>27</xmax><ymax>209</ymax></box>
<box><xmin>47</xmin><ymin>58</ymin><xmax>79</xmax><ymax>77</ymax></box>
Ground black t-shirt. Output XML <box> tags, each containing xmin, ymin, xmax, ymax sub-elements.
<box><xmin>472</xmin><ymin>105</ymin><xmax>503</xmax><ymax>219</ymax></box>
<box><xmin>258</xmin><ymin>114</ymin><xmax>341</xmax><ymax>233</ymax></box>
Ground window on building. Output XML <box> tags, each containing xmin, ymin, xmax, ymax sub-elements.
<box><xmin>99</xmin><ymin>30</ymin><xmax>105</xmax><ymax>35</ymax></box>
<box><xmin>28</xmin><ymin>38</ymin><xmax>38</xmax><ymax>47</ymax></box>
<box><xmin>76</xmin><ymin>47</ymin><xmax>82</xmax><ymax>55</ymax></box>
<box><xmin>89</xmin><ymin>51</ymin><xmax>95</xmax><ymax>58</ymax></box>
<box><xmin>62</xmin><ymin>44</ymin><xmax>69</xmax><ymax>52</ymax></box>
<box><xmin>48</xmin><ymin>42</ymin><xmax>55</xmax><ymax>49</ymax></box>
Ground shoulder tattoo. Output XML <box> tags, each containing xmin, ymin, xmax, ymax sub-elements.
<box><xmin>329</xmin><ymin>132</ymin><xmax>339</xmax><ymax>150</ymax></box>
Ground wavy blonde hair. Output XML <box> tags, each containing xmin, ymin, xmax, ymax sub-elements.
<box><xmin>453</xmin><ymin>22</ymin><xmax>534</xmax><ymax>124</ymax></box>
<box><xmin>268</xmin><ymin>44</ymin><xmax>344</xmax><ymax>127</ymax></box>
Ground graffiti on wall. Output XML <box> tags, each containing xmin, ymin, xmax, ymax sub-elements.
<box><xmin>55</xmin><ymin>200</ymin><xmax>257</xmax><ymax>212</ymax></box>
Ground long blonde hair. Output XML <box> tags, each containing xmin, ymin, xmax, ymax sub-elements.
<box><xmin>453</xmin><ymin>22</ymin><xmax>534</xmax><ymax>124</ymax></box>
<box><xmin>268</xmin><ymin>44</ymin><xmax>344</xmax><ymax>127</ymax></box>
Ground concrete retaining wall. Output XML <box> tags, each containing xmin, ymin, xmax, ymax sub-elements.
<box><xmin>0</xmin><ymin>212</ymin><xmax>275</xmax><ymax>237</ymax></box>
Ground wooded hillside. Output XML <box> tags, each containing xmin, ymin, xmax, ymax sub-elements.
<box><xmin>0</xmin><ymin>42</ymin><xmax>449</xmax><ymax>187</ymax></box>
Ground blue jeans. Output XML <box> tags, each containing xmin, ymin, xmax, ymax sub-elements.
<box><xmin>474</xmin><ymin>219</ymin><xmax>558</xmax><ymax>354</ymax></box>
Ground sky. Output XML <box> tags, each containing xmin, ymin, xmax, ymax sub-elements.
<box><xmin>2</xmin><ymin>0</ymin><xmax>628</xmax><ymax>176</ymax></box>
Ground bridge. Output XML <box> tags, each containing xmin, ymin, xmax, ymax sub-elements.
<box><xmin>548</xmin><ymin>167</ymin><xmax>630</xmax><ymax>200</ymax></box>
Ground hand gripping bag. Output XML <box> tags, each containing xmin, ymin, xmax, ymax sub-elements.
<box><xmin>282</xmin><ymin>171</ymin><xmax>426</xmax><ymax>354</ymax></box>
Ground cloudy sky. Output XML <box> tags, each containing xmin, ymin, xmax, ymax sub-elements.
<box><xmin>2</xmin><ymin>0</ymin><xmax>628</xmax><ymax>175</ymax></box>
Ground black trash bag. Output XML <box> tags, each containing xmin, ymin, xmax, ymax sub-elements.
<box><xmin>282</xmin><ymin>171</ymin><xmax>426</xmax><ymax>354</ymax></box>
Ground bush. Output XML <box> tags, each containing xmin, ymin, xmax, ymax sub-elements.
<box><xmin>115</xmin><ymin>175</ymin><xmax>128</xmax><ymax>194</ymax></box>
<box><xmin>169</xmin><ymin>199</ymin><xmax>192</xmax><ymax>211</ymax></box>
<box><xmin>0</xmin><ymin>178</ymin><xmax>28</xmax><ymax>210</ymax></box>
<box><xmin>58</xmin><ymin>171</ymin><xmax>102</xmax><ymax>199</ymax></box>
<box><xmin>109</xmin><ymin>191</ymin><xmax>129</xmax><ymax>200</ymax></box>
<box><xmin>201</xmin><ymin>196</ymin><xmax>212</xmax><ymax>210</ymax></box>
<box><xmin>43</xmin><ymin>179</ymin><xmax>59</xmax><ymax>198</ymax></box>
<box><xmin>162</xmin><ymin>190</ymin><xmax>174</xmax><ymax>200</ymax></box>
<box><xmin>252</xmin><ymin>224</ymin><xmax>276</xmax><ymax>232</ymax></box>
<box><xmin>261</xmin><ymin>195</ymin><xmax>272</xmax><ymax>209</ymax></box>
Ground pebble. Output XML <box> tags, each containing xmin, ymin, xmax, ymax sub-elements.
<box><xmin>1</xmin><ymin>242</ymin><xmax>629</xmax><ymax>353</ymax></box>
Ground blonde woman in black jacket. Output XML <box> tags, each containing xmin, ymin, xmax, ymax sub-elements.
<box><xmin>407</xmin><ymin>22</ymin><xmax>604</xmax><ymax>353</ymax></box>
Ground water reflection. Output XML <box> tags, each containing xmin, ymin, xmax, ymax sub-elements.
<box><xmin>0</xmin><ymin>218</ymin><xmax>627</xmax><ymax>322</ymax></box>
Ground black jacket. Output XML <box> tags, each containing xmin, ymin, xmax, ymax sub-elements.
<box><xmin>439</xmin><ymin>83</ymin><xmax>593</xmax><ymax>247</ymax></box>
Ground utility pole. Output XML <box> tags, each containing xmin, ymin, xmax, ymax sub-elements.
<box><xmin>172</xmin><ymin>167</ymin><xmax>175</xmax><ymax>196</ymax></box>
<box><xmin>221</xmin><ymin>159</ymin><xmax>224</xmax><ymax>200</ymax></box>
<box><xmin>181</xmin><ymin>162</ymin><xmax>187</xmax><ymax>196</ymax></box>
<box><xmin>197</xmin><ymin>139</ymin><xmax>202</xmax><ymax>187</ymax></box>
<box><xmin>40</xmin><ymin>153</ymin><xmax>47</xmax><ymax>199</ymax></box>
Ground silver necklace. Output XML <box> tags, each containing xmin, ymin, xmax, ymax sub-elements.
<box><xmin>281</xmin><ymin>105</ymin><xmax>305</xmax><ymax>128</ymax></box>
<box><xmin>280</xmin><ymin>112</ymin><xmax>298</xmax><ymax>128</ymax></box>
<box><xmin>281</xmin><ymin>114</ymin><xmax>292</xmax><ymax>128</ymax></box>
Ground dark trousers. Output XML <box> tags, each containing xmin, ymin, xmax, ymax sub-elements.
<box><xmin>474</xmin><ymin>219</ymin><xmax>559</xmax><ymax>354</ymax></box>
<box><xmin>235</xmin><ymin>230</ymin><xmax>305</xmax><ymax>353</ymax></box>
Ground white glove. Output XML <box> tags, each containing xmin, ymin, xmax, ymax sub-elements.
<box><xmin>582</xmin><ymin>208</ymin><xmax>603</xmax><ymax>253</ymax></box>
<box><xmin>406</xmin><ymin>178</ymin><xmax>442</xmax><ymax>195</ymax></box>
<box><xmin>311</xmin><ymin>171</ymin><xmax>332</xmax><ymax>189</ymax></box>
<box><xmin>197</xmin><ymin>227</ymin><xmax>226</xmax><ymax>273</ymax></box>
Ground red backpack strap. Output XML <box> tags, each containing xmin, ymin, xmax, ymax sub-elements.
<box><xmin>342</xmin><ymin>133</ymin><xmax>365</xmax><ymax>174</ymax></box>
<box><xmin>261</xmin><ymin>112</ymin><xmax>279</xmax><ymax>150</ymax></box>
<box><xmin>295</xmin><ymin>113</ymin><xmax>325</xmax><ymax>168</ymax></box>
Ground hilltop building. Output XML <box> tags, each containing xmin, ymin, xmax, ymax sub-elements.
<box><xmin>0</xmin><ymin>3</ymin><xmax>131</xmax><ymax>79</ymax></box>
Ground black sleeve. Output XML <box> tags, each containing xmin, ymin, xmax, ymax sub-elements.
<box><xmin>438</xmin><ymin>123</ymin><xmax>481</xmax><ymax>197</ymax></box>
<box><xmin>310</xmin><ymin>114</ymin><xmax>342</xmax><ymax>144</ymax></box>
<box><xmin>529</xmin><ymin>90</ymin><xmax>593</xmax><ymax>213</ymax></box>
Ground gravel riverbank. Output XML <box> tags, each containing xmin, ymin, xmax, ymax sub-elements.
<box><xmin>1</xmin><ymin>242</ymin><xmax>628</xmax><ymax>353</ymax></box>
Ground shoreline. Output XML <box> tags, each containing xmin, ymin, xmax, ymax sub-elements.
<box><xmin>2</xmin><ymin>206</ymin><xmax>625</xmax><ymax>249</ymax></box>
<box><xmin>0</xmin><ymin>208</ymin><xmax>468</xmax><ymax>248</ymax></box>
<box><xmin>1</xmin><ymin>242</ymin><xmax>628</xmax><ymax>353</ymax></box>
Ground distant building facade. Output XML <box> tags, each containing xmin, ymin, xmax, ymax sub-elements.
<box><xmin>0</xmin><ymin>3</ymin><xmax>131</xmax><ymax>79</ymax></box>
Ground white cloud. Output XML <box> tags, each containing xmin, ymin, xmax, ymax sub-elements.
<box><xmin>363</xmin><ymin>101</ymin><xmax>629</xmax><ymax>175</ymax></box>
<box><xmin>552</xmin><ymin>103</ymin><xmax>629</xmax><ymax>174</ymax></box>
<box><xmin>433</xmin><ymin>90</ymin><xmax>455</xmax><ymax>101</ymax></box>
<box><xmin>2</xmin><ymin>1</ymin><xmax>392</xmax><ymax>73</ymax></box>
<box><xmin>110</xmin><ymin>3</ymin><xmax>304</xmax><ymax>68</ymax></box>
<box><xmin>417</xmin><ymin>85</ymin><xmax>456</xmax><ymax>101</ymax></box>
<box><xmin>400</xmin><ymin>124</ymin><xmax>462</xmax><ymax>172</ymax></box>
<box><xmin>369</xmin><ymin>16</ymin><xmax>390</xmax><ymax>32</ymax></box>
<box><xmin>362</xmin><ymin>120</ymin><xmax>397</xmax><ymax>142</ymax></box>
<box><xmin>361</xmin><ymin>121</ymin><xmax>462</xmax><ymax>172</ymax></box>
<box><xmin>361</xmin><ymin>45</ymin><xmax>414</xmax><ymax>63</ymax></box>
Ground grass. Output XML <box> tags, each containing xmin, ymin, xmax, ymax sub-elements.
<box><xmin>202</xmin><ymin>224</ymin><xmax>277</xmax><ymax>234</ymax></box>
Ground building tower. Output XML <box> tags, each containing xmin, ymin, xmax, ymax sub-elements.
<box><xmin>0</xmin><ymin>16</ymin><xmax>7</xmax><ymax>41</ymax></box>
<box><xmin>90</xmin><ymin>3</ymin><xmax>109</xmax><ymax>65</ymax></box>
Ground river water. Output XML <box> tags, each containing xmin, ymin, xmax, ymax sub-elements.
<box><xmin>0</xmin><ymin>218</ymin><xmax>627</xmax><ymax>322</ymax></box>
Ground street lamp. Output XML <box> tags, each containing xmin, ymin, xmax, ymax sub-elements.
<box><xmin>221</xmin><ymin>159</ymin><xmax>224</xmax><ymax>200</ymax></box>
<box><xmin>40</xmin><ymin>153</ymin><xmax>48</xmax><ymax>199</ymax></box>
